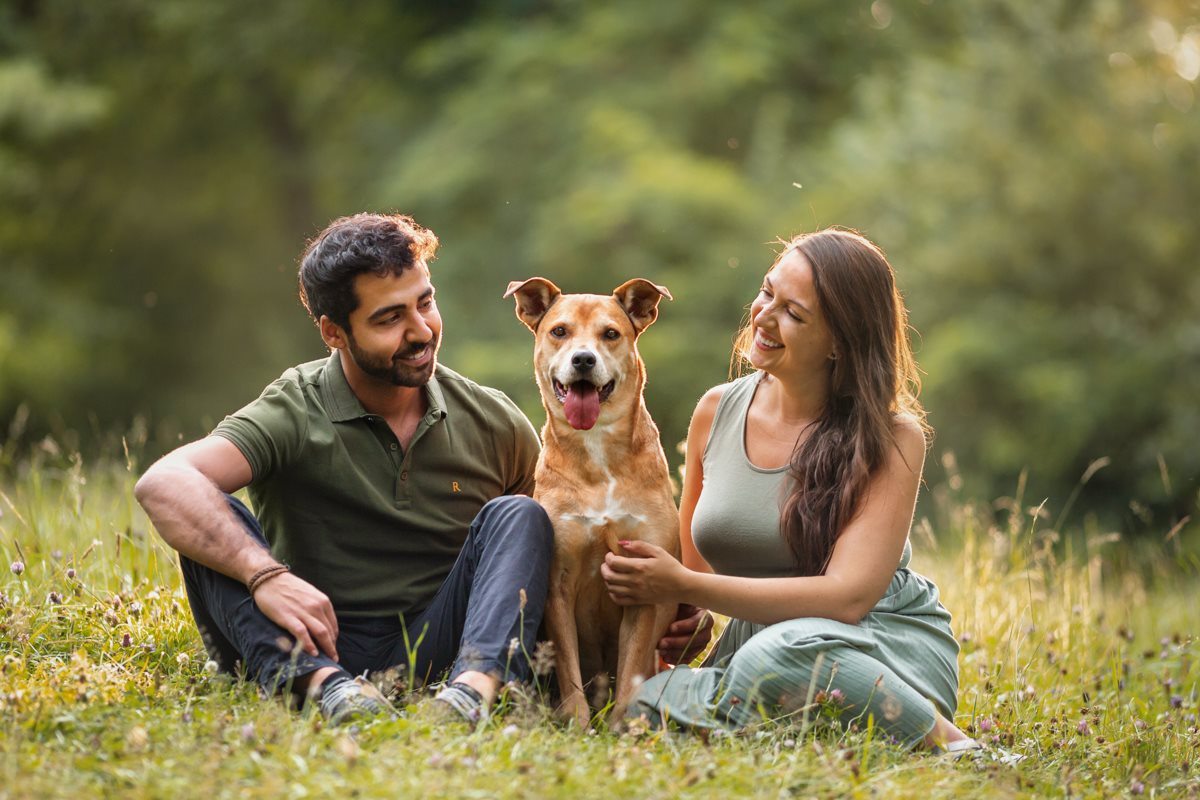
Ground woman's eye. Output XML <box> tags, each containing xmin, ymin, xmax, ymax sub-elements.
<box><xmin>604</xmin><ymin>329</ymin><xmax>620</xmax><ymax>340</ymax></box>
<box><xmin>551</xmin><ymin>325</ymin><xmax>567</xmax><ymax>338</ymax></box>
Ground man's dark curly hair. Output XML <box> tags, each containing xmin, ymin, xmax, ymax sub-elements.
<box><xmin>298</xmin><ymin>213</ymin><xmax>439</xmax><ymax>330</ymax></box>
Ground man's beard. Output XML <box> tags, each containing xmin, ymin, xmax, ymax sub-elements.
<box><xmin>346</xmin><ymin>331</ymin><xmax>439</xmax><ymax>387</ymax></box>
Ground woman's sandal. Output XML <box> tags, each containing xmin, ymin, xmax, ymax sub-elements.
<box><xmin>935</xmin><ymin>738</ymin><xmax>1026</xmax><ymax>766</ymax></box>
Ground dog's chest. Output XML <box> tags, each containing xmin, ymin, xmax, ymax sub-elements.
<box><xmin>554</xmin><ymin>479</ymin><xmax>648</xmax><ymax>547</ymax></box>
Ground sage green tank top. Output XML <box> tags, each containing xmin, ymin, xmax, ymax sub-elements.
<box><xmin>690</xmin><ymin>373</ymin><xmax>911</xmax><ymax>577</ymax></box>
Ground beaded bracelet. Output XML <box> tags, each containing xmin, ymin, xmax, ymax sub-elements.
<box><xmin>247</xmin><ymin>563</ymin><xmax>290</xmax><ymax>596</ymax></box>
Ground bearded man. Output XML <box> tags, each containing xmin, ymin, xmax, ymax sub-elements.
<box><xmin>135</xmin><ymin>213</ymin><xmax>552</xmax><ymax>725</ymax></box>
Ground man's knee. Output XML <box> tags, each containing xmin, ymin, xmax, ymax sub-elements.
<box><xmin>478</xmin><ymin>495</ymin><xmax>554</xmax><ymax>553</ymax></box>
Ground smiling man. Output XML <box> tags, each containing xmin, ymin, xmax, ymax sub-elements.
<box><xmin>134</xmin><ymin>213</ymin><xmax>552</xmax><ymax>725</ymax></box>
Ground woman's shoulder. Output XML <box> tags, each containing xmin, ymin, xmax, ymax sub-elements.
<box><xmin>890</xmin><ymin>411</ymin><xmax>930</xmax><ymax>468</ymax></box>
<box><xmin>694</xmin><ymin>373</ymin><xmax>757</xmax><ymax>422</ymax></box>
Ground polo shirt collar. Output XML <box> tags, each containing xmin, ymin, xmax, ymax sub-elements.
<box><xmin>321</xmin><ymin>352</ymin><xmax>448</xmax><ymax>423</ymax></box>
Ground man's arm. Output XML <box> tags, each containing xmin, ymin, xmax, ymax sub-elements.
<box><xmin>134</xmin><ymin>436</ymin><xmax>339</xmax><ymax>660</ymax></box>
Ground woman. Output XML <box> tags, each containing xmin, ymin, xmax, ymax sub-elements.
<box><xmin>601</xmin><ymin>228</ymin><xmax>976</xmax><ymax>751</ymax></box>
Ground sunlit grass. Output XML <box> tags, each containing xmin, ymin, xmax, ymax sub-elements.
<box><xmin>1</xmin><ymin>443</ymin><xmax>1197</xmax><ymax>799</ymax></box>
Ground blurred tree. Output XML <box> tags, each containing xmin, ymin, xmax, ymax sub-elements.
<box><xmin>377</xmin><ymin>0</ymin><xmax>954</xmax><ymax>453</ymax></box>
<box><xmin>808</xmin><ymin>0</ymin><xmax>1200</xmax><ymax>526</ymax></box>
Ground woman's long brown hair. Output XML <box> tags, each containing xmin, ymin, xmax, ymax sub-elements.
<box><xmin>733</xmin><ymin>228</ymin><xmax>928</xmax><ymax>576</ymax></box>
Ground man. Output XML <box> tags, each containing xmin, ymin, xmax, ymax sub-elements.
<box><xmin>135</xmin><ymin>213</ymin><xmax>553</xmax><ymax>724</ymax></box>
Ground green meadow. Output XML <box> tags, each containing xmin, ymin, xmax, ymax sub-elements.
<box><xmin>2</xmin><ymin>445</ymin><xmax>1195</xmax><ymax>799</ymax></box>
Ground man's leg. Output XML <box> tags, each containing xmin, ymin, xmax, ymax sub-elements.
<box><xmin>178</xmin><ymin>494</ymin><xmax>342</xmax><ymax>694</ymax></box>
<box><xmin>388</xmin><ymin>495</ymin><xmax>553</xmax><ymax>702</ymax></box>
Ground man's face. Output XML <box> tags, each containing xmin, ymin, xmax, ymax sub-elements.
<box><xmin>341</xmin><ymin>264</ymin><xmax>442</xmax><ymax>387</ymax></box>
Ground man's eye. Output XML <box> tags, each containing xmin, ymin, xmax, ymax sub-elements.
<box><xmin>604</xmin><ymin>329</ymin><xmax>620</xmax><ymax>340</ymax></box>
<box><xmin>551</xmin><ymin>325</ymin><xmax>567</xmax><ymax>338</ymax></box>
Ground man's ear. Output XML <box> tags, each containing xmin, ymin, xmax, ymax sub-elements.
<box><xmin>318</xmin><ymin>315</ymin><xmax>350</xmax><ymax>351</ymax></box>
<box><xmin>504</xmin><ymin>277</ymin><xmax>562</xmax><ymax>332</ymax></box>
<box><xmin>613</xmin><ymin>279</ymin><xmax>672</xmax><ymax>335</ymax></box>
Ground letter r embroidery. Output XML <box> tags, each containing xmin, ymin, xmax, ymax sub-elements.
<box><xmin>451</xmin><ymin>481</ymin><xmax>461</xmax><ymax>493</ymax></box>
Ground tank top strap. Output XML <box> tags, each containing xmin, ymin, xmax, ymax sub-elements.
<box><xmin>701</xmin><ymin>373</ymin><xmax>761</xmax><ymax>466</ymax></box>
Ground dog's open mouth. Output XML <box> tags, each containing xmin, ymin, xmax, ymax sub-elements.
<box><xmin>552</xmin><ymin>379</ymin><xmax>615</xmax><ymax>430</ymax></box>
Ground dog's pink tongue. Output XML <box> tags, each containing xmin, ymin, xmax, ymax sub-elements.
<box><xmin>564</xmin><ymin>382</ymin><xmax>601</xmax><ymax>430</ymax></box>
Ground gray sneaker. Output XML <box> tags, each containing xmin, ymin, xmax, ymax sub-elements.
<box><xmin>317</xmin><ymin>675</ymin><xmax>397</xmax><ymax>725</ymax></box>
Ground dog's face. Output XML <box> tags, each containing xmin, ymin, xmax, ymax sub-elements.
<box><xmin>505</xmin><ymin>278</ymin><xmax>671</xmax><ymax>431</ymax></box>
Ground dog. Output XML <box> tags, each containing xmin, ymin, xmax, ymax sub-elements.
<box><xmin>505</xmin><ymin>277</ymin><xmax>679</xmax><ymax>726</ymax></box>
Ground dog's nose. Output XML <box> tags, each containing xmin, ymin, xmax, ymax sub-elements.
<box><xmin>571</xmin><ymin>351</ymin><xmax>596</xmax><ymax>371</ymax></box>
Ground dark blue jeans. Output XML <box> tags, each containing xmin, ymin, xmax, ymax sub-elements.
<box><xmin>180</xmin><ymin>494</ymin><xmax>553</xmax><ymax>693</ymax></box>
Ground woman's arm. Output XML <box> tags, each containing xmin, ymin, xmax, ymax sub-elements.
<box><xmin>654</xmin><ymin>387</ymin><xmax>723</xmax><ymax>663</ymax></box>
<box><xmin>678</xmin><ymin>386</ymin><xmax>722</xmax><ymax>574</ymax></box>
<box><xmin>605</xmin><ymin>417</ymin><xmax>926</xmax><ymax>626</ymax></box>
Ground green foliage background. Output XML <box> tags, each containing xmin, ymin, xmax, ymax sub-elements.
<box><xmin>2</xmin><ymin>0</ymin><xmax>1198</xmax><ymax>529</ymax></box>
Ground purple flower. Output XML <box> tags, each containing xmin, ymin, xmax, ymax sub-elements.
<box><xmin>122</xmin><ymin>633</ymin><xmax>133</xmax><ymax>648</ymax></box>
<box><xmin>10</xmin><ymin>561</ymin><xmax>23</xmax><ymax>576</ymax></box>
<box><xmin>829</xmin><ymin>689</ymin><xmax>846</xmax><ymax>705</ymax></box>
<box><xmin>1076</xmin><ymin>719</ymin><xmax>1091</xmax><ymax>735</ymax></box>
<box><xmin>978</xmin><ymin>717</ymin><xmax>995</xmax><ymax>733</ymax></box>
<box><xmin>1170</xmin><ymin>694</ymin><xmax>1183</xmax><ymax>709</ymax></box>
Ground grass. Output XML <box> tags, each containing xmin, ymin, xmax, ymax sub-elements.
<box><xmin>1</xmin><ymin>443</ymin><xmax>1197</xmax><ymax>799</ymax></box>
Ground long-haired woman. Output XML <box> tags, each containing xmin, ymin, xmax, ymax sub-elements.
<box><xmin>601</xmin><ymin>228</ymin><xmax>976</xmax><ymax>751</ymax></box>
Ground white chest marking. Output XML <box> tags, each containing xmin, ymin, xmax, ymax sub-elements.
<box><xmin>559</xmin><ymin>479</ymin><xmax>648</xmax><ymax>529</ymax></box>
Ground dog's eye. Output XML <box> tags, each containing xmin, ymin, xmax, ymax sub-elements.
<box><xmin>604</xmin><ymin>328</ymin><xmax>620</xmax><ymax>340</ymax></box>
<box><xmin>551</xmin><ymin>325</ymin><xmax>567</xmax><ymax>338</ymax></box>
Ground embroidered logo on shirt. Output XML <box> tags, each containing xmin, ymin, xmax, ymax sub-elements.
<box><xmin>451</xmin><ymin>481</ymin><xmax>462</xmax><ymax>493</ymax></box>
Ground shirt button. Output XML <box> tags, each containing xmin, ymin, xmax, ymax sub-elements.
<box><xmin>400</xmin><ymin>471</ymin><xmax>408</xmax><ymax>481</ymax></box>
<box><xmin>389</xmin><ymin>442</ymin><xmax>398</xmax><ymax>451</ymax></box>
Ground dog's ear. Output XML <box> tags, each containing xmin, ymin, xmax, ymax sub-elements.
<box><xmin>613</xmin><ymin>279</ymin><xmax>672</xmax><ymax>335</ymax></box>
<box><xmin>504</xmin><ymin>277</ymin><xmax>562</xmax><ymax>332</ymax></box>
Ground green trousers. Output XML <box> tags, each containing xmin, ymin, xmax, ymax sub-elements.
<box><xmin>626</xmin><ymin>568</ymin><xmax>959</xmax><ymax>749</ymax></box>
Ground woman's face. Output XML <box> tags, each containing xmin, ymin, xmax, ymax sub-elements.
<box><xmin>748</xmin><ymin>249</ymin><xmax>837</xmax><ymax>382</ymax></box>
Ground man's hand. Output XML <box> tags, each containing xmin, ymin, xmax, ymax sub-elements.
<box><xmin>657</xmin><ymin>604</ymin><xmax>713</xmax><ymax>666</ymax></box>
<box><xmin>252</xmin><ymin>572</ymin><xmax>340</xmax><ymax>661</ymax></box>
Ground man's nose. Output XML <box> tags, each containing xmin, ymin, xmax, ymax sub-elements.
<box><xmin>406</xmin><ymin>313</ymin><xmax>433</xmax><ymax>342</ymax></box>
<box><xmin>571</xmin><ymin>351</ymin><xmax>596</xmax><ymax>371</ymax></box>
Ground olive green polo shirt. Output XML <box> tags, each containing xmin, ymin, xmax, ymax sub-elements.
<box><xmin>212</xmin><ymin>353</ymin><xmax>539</xmax><ymax>617</ymax></box>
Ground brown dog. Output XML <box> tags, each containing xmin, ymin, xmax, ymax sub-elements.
<box><xmin>505</xmin><ymin>277</ymin><xmax>679</xmax><ymax>726</ymax></box>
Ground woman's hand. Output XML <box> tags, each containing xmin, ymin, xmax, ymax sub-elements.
<box><xmin>601</xmin><ymin>540</ymin><xmax>690</xmax><ymax>606</ymax></box>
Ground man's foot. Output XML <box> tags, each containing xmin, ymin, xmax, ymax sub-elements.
<box><xmin>432</xmin><ymin>681</ymin><xmax>488</xmax><ymax>727</ymax></box>
<box><xmin>317</xmin><ymin>674</ymin><xmax>397</xmax><ymax>725</ymax></box>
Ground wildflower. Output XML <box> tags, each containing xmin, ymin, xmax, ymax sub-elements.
<box><xmin>501</xmin><ymin>724</ymin><xmax>520</xmax><ymax>737</ymax></box>
<box><xmin>126</xmin><ymin>726</ymin><xmax>149</xmax><ymax>751</ymax></box>
<box><xmin>507</xmin><ymin>637</ymin><xmax>520</xmax><ymax>658</ymax></box>
<box><xmin>10</xmin><ymin>561</ymin><xmax>23</xmax><ymax>576</ymax></box>
<box><xmin>829</xmin><ymin>689</ymin><xmax>845</xmax><ymax>705</ymax></box>
<box><xmin>1131</xmin><ymin>780</ymin><xmax>1145</xmax><ymax>795</ymax></box>
<box><xmin>66</xmin><ymin>568</ymin><xmax>76</xmax><ymax>580</ymax></box>
<box><xmin>1170</xmin><ymin>694</ymin><xmax>1183</xmax><ymax>709</ymax></box>
<box><xmin>128</xmin><ymin>602</ymin><xmax>142</xmax><ymax>617</ymax></box>
<box><xmin>122</xmin><ymin>633</ymin><xmax>133</xmax><ymax>647</ymax></box>
<box><xmin>1076</xmin><ymin>720</ymin><xmax>1091</xmax><ymax>735</ymax></box>
<box><xmin>47</xmin><ymin>591</ymin><xmax>63</xmax><ymax>605</ymax></box>
<box><xmin>204</xmin><ymin>660</ymin><xmax>219</xmax><ymax>675</ymax></box>
<box><xmin>175</xmin><ymin>653</ymin><xmax>190</xmax><ymax>666</ymax></box>
<box><xmin>978</xmin><ymin>717</ymin><xmax>995</xmax><ymax>733</ymax></box>
<box><xmin>240</xmin><ymin>723</ymin><xmax>255</xmax><ymax>742</ymax></box>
